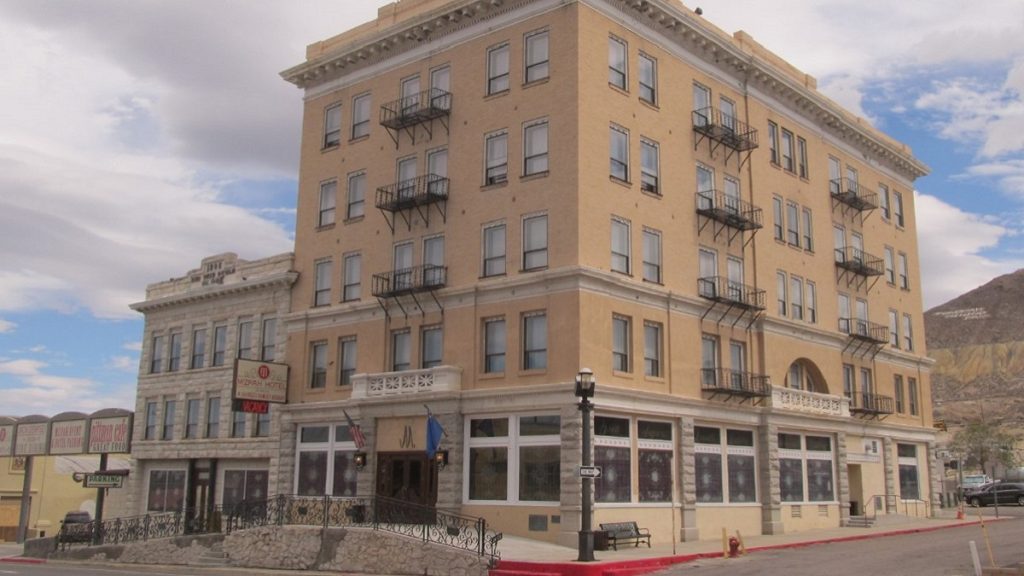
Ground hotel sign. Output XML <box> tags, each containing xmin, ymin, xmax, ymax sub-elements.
<box><xmin>14</xmin><ymin>422</ymin><xmax>49</xmax><ymax>456</ymax></box>
<box><xmin>0</xmin><ymin>425</ymin><xmax>13</xmax><ymax>457</ymax></box>
<box><xmin>233</xmin><ymin>359</ymin><xmax>288</xmax><ymax>404</ymax></box>
<box><xmin>88</xmin><ymin>415</ymin><xmax>132</xmax><ymax>454</ymax></box>
<box><xmin>49</xmin><ymin>420</ymin><xmax>88</xmax><ymax>455</ymax></box>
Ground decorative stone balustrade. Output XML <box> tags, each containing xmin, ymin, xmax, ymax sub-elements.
<box><xmin>350</xmin><ymin>365</ymin><xmax>462</xmax><ymax>399</ymax></box>
<box><xmin>770</xmin><ymin>386</ymin><xmax>850</xmax><ymax>417</ymax></box>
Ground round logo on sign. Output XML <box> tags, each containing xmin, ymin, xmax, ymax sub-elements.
<box><xmin>258</xmin><ymin>365</ymin><xmax>271</xmax><ymax>379</ymax></box>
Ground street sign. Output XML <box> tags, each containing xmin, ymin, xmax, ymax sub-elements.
<box><xmin>83</xmin><ymin>471</ymin><xmax>127</xmax><ymax>489</ymax></box>
<box><xmin>578</xmin><ymin>465</ymin><xmax>602</xmax><ymax>478</ymax></box>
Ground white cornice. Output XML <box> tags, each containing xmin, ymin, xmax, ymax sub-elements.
<box><xmin>130</xmin><ymin>272</ymin><xmax>298</xmax><ymax>313</ymax></box>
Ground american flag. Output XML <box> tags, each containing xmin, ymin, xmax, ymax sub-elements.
<box><xmin>342</xmin><ymin>409</ymin><xmax>366</xmax><ymax>450</ymax></box>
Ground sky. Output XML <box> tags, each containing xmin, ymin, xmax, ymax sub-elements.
<box><xmin>1</xmin><ymin>0</ymin><xmax>1023</xmax><ymax>417</ymax></box>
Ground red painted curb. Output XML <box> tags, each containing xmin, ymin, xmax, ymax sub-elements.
<box><xmin>491</xmin><ymin>519</ymin><xmax>1006</xmax><ymax>576</ymax></box>
<box><xmin>0</xmin><ymin>556</ymin><xmax>46</xmax><ymax>564</ymax></box>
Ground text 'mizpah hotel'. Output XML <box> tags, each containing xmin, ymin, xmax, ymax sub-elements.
<box><xmin>278</xmin><ymin>0</ymin><xmax>936</xmax><ymax>546</ymax></box>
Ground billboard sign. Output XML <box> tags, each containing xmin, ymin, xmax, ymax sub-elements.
<box><xmin>49</xmin><ymin>419</ymin><xmax>88</xmax><ymax>454</ymax></box>
<box><xmin>88</xmin><ymin>415</ymin><xmax>132</xmax><ymax>454</ymax></box>
<box><xmin>0</xmin><ymin>425</ymin><xmax>13</xmax><ymax>457</ymax></box>
<box><xmin>233</xmin><ymin>359</ymin><xmax>288</xmax><ymax>404</ymax></box>
<box><xmin>14</xmin><ymin>422</ymin><xmax>49</xmax><ymax>456</ymax></box>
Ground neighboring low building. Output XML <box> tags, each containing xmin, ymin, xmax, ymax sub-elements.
<box><xmin>127</xmin><ymin>253</ymin><xmax>296</xmax><ymax>524</ymax></box>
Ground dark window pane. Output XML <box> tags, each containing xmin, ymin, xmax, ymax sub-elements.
<box><xmin>244</xmin><ymin>470</ymin><xmax>268</xmax><ymax>502</ymax></box>
<box><xmin>469</xmin><ymin>447</ymin><xmax>507</xmax><ymax>500</ymax></box>
<box><xmin>300</xmin><ymin>426</ymin><xmax>330</xmax><ymax>443</ymax></box>
<box><xmin>333</xmin><ymin>451</ymin><xmax>357</xmax><ymax>496</ymax></box>
<box><xmin>519</xmin><ymin>446</ymin><xmax>560</xmax><ymax>501</ymax></box>
<box><xmin>807</xmin><ymin>459</ymin><xmax>834</xmax><ymax>501</ymax></box>
<box><xmin>470</xmin><ymin>418</ymin><xmax>508</xmax><ymax>438</ymax></box>
<box><xmin>695</xmin><ymin>426</ymin><xmax>720</xmax><ymax>445</ymax></box>
<box><xmin>222</xmin><ymin>470</ymin><xmax>245</xmax><ymax>510</ymax></box>
<box><xmin>335</xmin><ymin>425</ymin><xmax>353</xmax><ymax>443</ymax></box>
<box><xmin>595</xmin><ymin>446</ymin><xmax>631</xmax><ymax>502</ymax></box>
<box><xmin>778</xmin><ymin>433</ymin><xmax>802</xmax><ymax>450</ymax></box>
<box><xmin>695</xmin><ymin>452</ymin><xmax>723</xmax><ymax>502</ymax></box>
<box><xmin>519</xmin><ymin>415</ymin><xmax>559</xmax><ymax>436</ymax></box>
<box><xmin>897</xmin><ymin>444</ymin><xmax>916</xmax><ymax>458</ymax></box>
<box><xmin>780</xmin><ymin>458</ymin><xmax>804</xmax><ymax>502</ymax></box>
<box><xmin>639</xmin><ymin>450</ymin><xmax>672</xmax><ymax>502</ymax></box>
<box><xmin>728</xmin><ymin>454</ymin><xmax>756</xmax><ymax>503</ymax></box>
<box><xmin>595</xmin><ymin>416</ymin><xmax>629</xmax><ymax>437</ymax></box>
<box><xmin>147</xmin><ymin>470</ymin><xmax>167</xmax><ymax>512</ymax></box>
<box><xmin>727</xmin><ymin>429</ymin><xmax>754</xmax><ymax>447</ymax></box>
<box><xmin>297</xmin><ymin>451</ymin><xmax>327</xmax><ymax>496</ymax></box>
<box><xmin>899</xmin><ymin>464</ymin><xmax>919</xmax><ymax>500</ymax></box>
<box><xmin>806</xmin><ymin>436</ymin><xmax>831</xmax><ymax>451</ymax></box>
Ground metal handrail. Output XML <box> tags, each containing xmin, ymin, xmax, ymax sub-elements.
<box><xmin>849</xmin><ymin>392</ymin><xmax>895</xmax><ymax>415</ymax></box>
<box><xmin>830</xmin><ymin>178</ymin><xmax>878</xmax><ymax>211</ymax></box>
<box><xmin>375</xmin><ymin>174</ymin><xmax>449</xmax><ymax>212</ymax></box>
<box><xmin>838</xmin><ymin>317</ymin><xmax>889</xmax><ymax>343</ymax></box>
<box><xmin>864</xmin><ymin>494</ymin><xmax>929</xmax><ymax>519</ymax></box>
<box><xmin>697</xmin><ymin>276</ymin><xmax>766</xmax><ymax>310</ymax></box>
<box><xmin>834</xmin><ymin>246</ymin><xmax>885</xmax><ymax>276</ymax></box>
<box><xmin>700</xmin><ymin>368</ymin><xmax>772</xmax><ymax>396</ymax></box>
<box><xmin>691</xmin><ymin>106</ymin><xmax>759</xmax><ymax>151</ymax></box>
<box><xmin>379</xmin><ymin>88</ymin><xmax>452</xmax><ymax>130</ymax></box>
<box><xmin>371</xmin><ymin>264</ymin><xmax>447</xmax><ymax>297</ymax></box>
<box><xmin>694</xmin><ymin>190</ymin><xmax>763</xmax><ymax>230</ymax></box>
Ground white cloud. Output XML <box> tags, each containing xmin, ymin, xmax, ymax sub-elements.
<box><xmin>0</xmin><ymin>319</ymin><xmax>15</xmax><ymax>333</ymax></box>
<box><xmin>122</xmin><ymin>341</ymin><xmax>142</xmax><ymax>353</ymax></box>
<box><xmin>915</xmin><ymin>192</ymin><xmax>1024</xmax><ymax>309</ymax></box>
<box><xmin>106</xmin><ymin>356</ymin><xmax>137</xmax><ymax>372</ymax></box>
<box><xmin>0</xmin><ymin>358</ymin><xmax>132</xmax><ymax>416</ymax></box>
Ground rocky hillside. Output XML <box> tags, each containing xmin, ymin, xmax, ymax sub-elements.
<box><xmin>926</xmin><ymin>269</ymin><xmax>1024</xmax><ymax>427</ymax></box>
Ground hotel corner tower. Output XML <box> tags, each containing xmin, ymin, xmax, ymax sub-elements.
<box><xmin>278</xmin><ymin>0</ymin><xmax>936</xmax><ymax>546</ymax></box>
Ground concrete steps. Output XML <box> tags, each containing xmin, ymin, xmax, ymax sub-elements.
<box><xmin>846</xmin><ymin>515</ymin><xmax>876</xmax><ymax>528</ymax></box>
<box><xmin>193</xmin><ymin>542</ymin><xmax>229</xmax><ymax>567</ymax></box>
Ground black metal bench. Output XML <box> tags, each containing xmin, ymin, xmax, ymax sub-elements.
<box><xmin>599</xmin><ymin>521</ymin><xmax>651</xmax><ymax>550</ymax></box>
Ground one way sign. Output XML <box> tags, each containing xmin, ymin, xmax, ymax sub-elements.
<box><xmin>578</xmin><ymin>465</ymin><xmax>602</xmax><ymax>478</ymax></box>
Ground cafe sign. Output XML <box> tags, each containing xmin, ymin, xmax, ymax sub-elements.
<box><xmin>88</xmin><ymin>415</ymin><xmax>132</xmax><ymax>454</ymax></box>
<box><xmin>233</xmin><ymin>359</ymin><xmax>288</xmax><ymax>404</ymax></box>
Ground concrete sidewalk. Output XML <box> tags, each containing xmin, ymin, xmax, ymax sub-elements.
<box><xmin>494</xmin><ymin>511</ymin><xmax>1012</xmax><ymax>575</ymax></box>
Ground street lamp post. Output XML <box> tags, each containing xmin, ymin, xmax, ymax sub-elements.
<box><xmin>576</xmin><ymin>368</ymin><xmax>596</xmax><ymax>562</ymax></box>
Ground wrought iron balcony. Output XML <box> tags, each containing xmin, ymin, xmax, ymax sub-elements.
<box><xmin>771</xmin><ymin>386</ymin><xmax>850</xmax><ymax>417</ymax></box>
<box><xmin>695</xmin><ymin>190</ymin><xmax>763</xmax><ymax>231</ymax></box>
<box><xmin>376</xmin><ymin>175</ymin><xmax>449</xmax><ymax>212</ymax></box>
<box><xmin>849</xmin><ymin>392</ymin><xmax>895</xmax><ymax>416</ymax></box>
<box><xmin>371</xmin><ymin>265</ymin><xmax>447</xmax><ymax>298</ymax></box>
<box><xmin>697</xmin><ymin>276</ymin><xmax>766</xmax><ymax>310</ymax></box>
<box><xmin>834</xmin><ymin>246</ymin><xmax>884</xmax><ymax>277</ymax></box>
<box><xmin>829</xmin><ymin>178</ymin><xmax>878</xmax><ymax>212</ymax></box>
<box><xmin>839</xmin><ymin>318</ymin><xmax>889</xmax><ymax>344</ymax></box>
<box><xmin>701</xmin><ymin>368</ymin><xmax>772</xmax><ymax>397</ymax></box>
<box><xmin>379</xmin><ymin>88</ymin><xmax>451</xmax><ymax>131</ymax></box>
<box><xmin>691</xmin><ymin>106</ymin><xmax>759</xmax><ymax>152</ymax></box>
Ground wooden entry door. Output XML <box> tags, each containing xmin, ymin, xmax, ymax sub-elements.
<box><xmin>376</xmin><ymin>452</ymin><xmax>437</xmax><ymax>517</ymax></box>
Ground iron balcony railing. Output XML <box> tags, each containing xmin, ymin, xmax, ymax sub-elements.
<box><xmin>376</xmin><ymin>174</ymin><xmax>449</xmax><ymax>212</ymax></box>
<box><xmin>834</xmin><ymin>246</ymin><xmax>885</xmax><ymax>277</ymax></box>
<box><xmin>695</xmin><ymin>190</ymin><xmax>763</xmax><ymax>231</ymax></box>
<box><xmin>56</xmin><ymin>510</ymin><xmax>198</xmax><ymax>550</ymax></box>
<box><xmin>691</xmin><ymin>106</ymin><xmax>759</xmax><ymax>152</ymax></box>
<box><xmin>700</xmin><ymin>368</ymin><xmax>772</xmax><ymax>397</ymax></box>
<box><xmin>372</xmin><ymin>265</ymin><xmax>447</xmax><ymax>298</ymax></box>
<box><xmin>697</xmin><ymin>276</ymin><xmax>766</xmax><ymax>310</ymax></box>
<box><xmin>850</xmin><ymin>392</ymin><xmax>895</xmax><ymax>415</ymax></box>
<box><xmin>830</xmin><ymin>178</ymin><xmax>878</xmax><ymax>212</ymax></box>
<box><xmin>839</xmin><ymin>318</ymin><xmax>889</xmax><ymax>344</ymax></box>
<box><xmin>379</xmin><ymin>88</ymin><xmax>452</xmax><ymax>131</ymax></box>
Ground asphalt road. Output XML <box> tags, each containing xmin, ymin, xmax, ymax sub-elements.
<box><xmin>655</xmin><ymin>508</ymin><xmax>1024</xmax><ymax>576</ymax></box>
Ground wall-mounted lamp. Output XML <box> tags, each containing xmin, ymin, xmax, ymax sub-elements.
<box><xmin>354</xmin><ymin>452</ymin><xmax>367</xmax><ymax>470</ymax></box>
<box><xmin>434</xmin><ymin>450</ymin><xmax>449</xmax><ymax>469</ymax></box>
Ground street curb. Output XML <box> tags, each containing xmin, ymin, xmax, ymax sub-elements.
<box><xmin>0</xmin><ymin>556</ymin><xmax>46</xmax><ymax>564</ymax></box>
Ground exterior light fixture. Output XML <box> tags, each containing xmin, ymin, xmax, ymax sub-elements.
<box><xmin>354</xmin><ymin>452</ymin><xmax>367</xmax><ymax>470</ymax></box>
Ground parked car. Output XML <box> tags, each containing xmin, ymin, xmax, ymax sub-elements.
<box><xmin>966</xmin><ymin>482</ymin><xmax>1024</xmax><ymax>507</ymax></box>
<box><xmin>960</xmin><ymin>474</ymin><xmax>993</xmax><ymax>497</ymax></box>
<box><xmin>59</xmin><ymin>511</ymin><xmax>93</xmax><ymax>544</ymax></box>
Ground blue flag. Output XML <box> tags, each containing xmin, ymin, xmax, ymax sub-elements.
<box><xmin>426</xmin><ymin>414</ymin><xmax>445</xmax><ymax>457</ymax></box>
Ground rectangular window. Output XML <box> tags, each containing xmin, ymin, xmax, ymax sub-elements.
<box><xmin>692</xmin><ymin>83</ymin><xmax>710</xmax><ymax>123</ymax></box>
<box><xmin>392</xmin><ymin>330</ymin><xmax>411</xmax><ymax>371</ymax></box>
<box><xmin>260</xmin><ymin>318</ymin><xmax>276</xmax><ymax>361</ymax></box>
<box><xmin>346</xmin><ymin>172</ymin><xmax>366</xmax><ymax>219</ymax></box>
<box><xmin>310</xmin><ymin>341</ymin><xmax>327</xmax><ymax>389</ymax></box>
<box><xmin>797</xmin><ymin>136</ymin><xmax>808</xmax><ymax>178</ymax></box>
<box><xmin>898</xmin><ymin>444</ymin><xmax>920</xmax><ymax>499</ymax></box>
<box><xmin>773</xmin><ymin>196</ymin><xmax>784</xmax><ymax>241</ymax></box>
<box><xmin>610</xmin><ymin>218</ymin><xmax>631</xmax><ymax>274</ymax></box>
<box><xmin>430</xmin><ymin>66</ymin><xmax>450</xmax><ymax>107</ymax></box>
<box><xmin>695</xmin><ymin>427</ymin><xmax>756</xmax><ymax>504</ymax></box>
<box><xmin>484</xmin><ymin>318</ymin><xmax>506</xmax><ymax>374</ymax></box>
<box><xmin>523</xmin><ymin>312</ymin><xmax>547</xmax><ymax>370</ymax></box>
<box><xmin>147</xmin><ymin>470</ymin><xmax>186</xmax><ymax>513</ymax></box>
<box><xmin>701</xmin><ymin>335</ymin><xmax>719</xmax><ymax>387</ymax></box>
<box><xmin>806</xmin><ymin>281</ymin><xmax>817</xmax><ymax>323</ymax></box>
<box><xmin>768</xmin><ymin>122</ymin><xmax>779</xmax><ymax>165</ymax></box>
<box><xmin>640</xmin><ymin>139</ymin><xmax>659</xmax><ymax>194</ymax></box>
<box><xmin>781</xmin><ymin>128</ymin><xmax>795</xmax><ymax>172</ymax></box>
<box><xmin>185</xmin><ymin>398</ymin><xmax>200</xmax><ymax>439</ymax></box>
<box><xmin>898</xmin><ymin>252</ymin><xmax>909</xmax><ymax>289</ymax></box>
<box><xmin>828</xmin><ymin>156</ymin><xmax>841</xmax><ymax>194</ymax></box>
<box><xmin>483</xmin><ymin>223</ymin><xmax>506</xmax><ymax>277</ymax></box>
<box><xmin>790</xmin><ymin>276</ymin><xmax>804</xmax><ymax>320</ymax></box>
<box><xmin>400</xmin><ymin>75</ymin><xmax>420</xmax><ymax>117</ymax></box>
<box><xmin>838</xmin><ymin>293</ymin><xmax>851</xmax><ymax>334</ymax></box>
<box><xmin>145</xmin><ymin>401</ymin><xmax>158</xmax><ymax>440</ymax></box>
<box><xmin>351</xmin><ymin>93</ymin><xmax>371</xmax><ymax>139</ymax></box>
<box><xmin>638</xmin><ymin>53</ymin><xmax>657</xmax><ymax>104</ymax></box>
<box><xmin>324</xmin><ymin>103</ymin><xmax>341</xmax><ymax>148</ymax></box>
<box><xmin>162</xmin><ymin>400</ymin><xmax>176</xmax><ymax>440</ymax></box>
<box><xmin>343</xmin><ymin>253</ymin><xmax>361</xmax><ymax>301</ymax></box>
<box><xmin>421</xmin><ymin>326</ymin><xmax>443</xmax><ymax>369</ymax></box>
<box><xmin>524</xmin><ymin>30</ymin><xmax>549</xmax><ymax>83</ymax></box>
<box><xmin>518</xmin><ymin>416</ymin><xmax>561</xmax><ymax>503</ymax></box>
<box><xmin>889</xmin><ymin>310</ymin><xmax>900</xmax><ymax>348</ymax></box>
<box><xmin>485</xmin><ymin>131</ymin><xmax>508</xmax><ymax>185</ymax></box>
<box><xmin>206</xmin><ymin>397</ymin><xmax>220</xmax><ymax>438</ymax></box>
<box><xmin>191</xmin><ymin>328</ymin><xmax>206</xmax><ymax>369</ymax></box>
<box><xmin>776</xmin><ymin>271</ymin><xmax>787</xmax><ymax>317</ymax></box>
<box><xmin>595</xmin><ymin>416</ymin><xmax>631</xmax><ymax>503</ymax></box>
<box><xmin>150</xmin><ymin>335</ymin><xmax>165</xmax><ymax>374</ymax></box>
<box><xmin>908</xmin><ymin>378</ymin><xmax>919</xmax><ymax>415</ymax></box>
<box><xmin>487</xmin><ymin>43</ymin><xmax>510</xmax><ymax>94</ymax></box>
<box><xmin>523</xmin><ymin>214</ymin><xmax>548</xmax><ymax>271</ymax></box>
<box><xmin>212</xmin><ymin>325</ymin><xmax>227</xmax><ymax>367</ymax></box>
<box><xmin>237</xmin><ymin>321</ymin><xmax>252</xmax><ymax>360</ymax></box>
<box><xmin>523</xmin><ymin>120</ymin><xmax>548</xmax><ymax>175</ymax></box>
<box><xmin>314</xmin><ymin>260</ymin><xmax>332</xmax><ymax>306</ymax></box>
<box><xmin>642</xmin><ymin>228</ymin><xmax>662</xmax><ymax>283</ymax></box>
<box><xmin>884</xmin><ymin>247</ymin><xmax>895</xmax><ymax>284</ymax></box>
<box><xmin>780</xmin><ymin>434</ymin><xmax>835</xmax><ymax>502</ymax></box>
<box><xmin>638</xmin><ymin>421</ymin><xmax>673</xmax><ymax>502</ymax></box>
<box><xmin>608</xmin><ymin>36</ymin><xmax>627</xmax><ymax>89</ymax></box>
<box><xmin>610</xmin><ymin>126</ymin><xmax>629</xmax><ymax>181</ymax></box>
<box><xmin>843</xmin><ymin>364</ymin><xmax>855</xmax><ymax>399</ymax></box>
<box><xmin>879</xmin><ymin>184</ymin><xmax>891</xmax><ymax>220</ymax></box>
<box><xmin>612</xmin><ymin>315</ymin><xmax>631</xmax><ymax>372</ymax></box>
<box><xmin>802</xmin><ymin>208</ymin><xmax>813</xmax><ymax>251</ymax></box>
<box><xmin>903</xmin><ymin>314</ymin><xmax>914</xmax><ymax>351</ymax></box>
<box><xmin>396</xmin><ymin>156</ymin><xmax>417</xmax><ymax>199</ymax></box>
<box><xmin>894</xmin><ymin>375</ymin><xmax>905</xmax><ymax>413</ymax></box>
<box><xmin>894</xmin><ymin>191</ymin><xmax>905</xmax><ymax>227</ymax></box>
<box><xmin>786</xmin><ymin>202</ymin><xmax>799</xmax><ymax>246</ymax></box>
<box><xmin>255</xmin><ymin>411</ymin><xmax>271</xmax><ymax>438</ymax></box>
<box><xmin>644</xmin><ymin>322</ymin><xmax>662</xmax><ymax>377</ymax></box>
<box><xmin>318</xmin><ymin>180</ymin><xmax>336</xmax><ymax>227</ymax></box>
<box><xmin>168</xmin><ymin>333</ymin><xmax>181</xmax><ymax>372</ymax></box>
<box><xmin>232</xmin><ymin>410</ymin><xmax>246</xmax><ymax>438</ymax></box>
<box><xmin>339</xmin><ymin>337</ymin><xmax>357</xmax><ymax>386</ymax></box>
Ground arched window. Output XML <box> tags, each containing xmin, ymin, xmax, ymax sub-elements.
<box><xmin>786</xmin><ymin>360</ymin><xmax>823</xmax><ymax>392</ymax></box>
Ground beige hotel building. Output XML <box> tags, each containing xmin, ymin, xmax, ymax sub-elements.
<box><xmin>269</xmin><ymin>0</ymin><xmax>937</xmax><ymax>546</ymax></box>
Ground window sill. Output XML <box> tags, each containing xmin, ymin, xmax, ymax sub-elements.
<box><xmin>640</xmin><ymin>189</ymin><xmax>662</xmax><ymax>200</ymax></box>
<box><xmin>608</xmin><ymin>83</ymin><xmax>629</xmax><ymax>96</ymax></box>
<box><xmin>341</xmin><ymin>298</ymin><xmax>361</xmax><ymax>304</ymax></box>
<box><xmin>479</xmin><ymin>273</ymin><xmax>507</xmax><ymax>280</ymax></box>
<box><xmin>641</xmin><ymin>278</ymin><xmax>663</xmax><ymax>286</ymax></box>
<box><xmin>344</xmin><ymin>215</ymin><xmax>365</xmax><ymax>225</ymax></box>
<box><xmin>478</xmin><ymin>372</ymin><xmax>505</xmax><ymax>380</ymax></box>
<box><xmin>609</xmin><ymin>176</ymin><xmax>632</xmax><ymax>188</ymax></box>
<box><xmin>322</xmin><ymin>144</ymin><xmax>340</xmax><ymax>153</ymax></box>
<box><xmin>644</xmin><ymin>375</ymin><xmax>666</xmax><ymax>383</ymax></box>
<box><xmin>316</xmin><ymin>223</ymin><xmax>336</xmax><ymax>232</ymax></box>
<box><xmin>520</xmin><ymin>171</ymin><xmax>549</xmax><ymax>182</ymax></box>
<box><xmin>481</xmin><ymin>181</ymin><xmax>509</xmax><ymax>192</ymax></box>
<box><xmin>522</xmin><ymin>77</ymin><xmax>550</xmax><ymax>89</ymax></box>
<box><xmin>612</xmin><ymin>369</ymin><xmax>632</xmax><ymax>378</ymax></box>
<box><xmin>518</xmin><ymin>368</ymin><xmax>548</xmax><ymax>377</ymax></box>
<box><xmin>639</xmin><ymin>98</ymin><xmax>659</xmax><ymax>111</ymax></box>
<box><xmin>484</xmin><ymin>89</ymin><xmax>510</xmax><ymax>101</ymax></box>
<box><xmin>520</xmin><ymin>266</ymin><xmax>548</xmax><ymax>273</ymax></box>
<box><xmin>348</xmin><ymin>134</ymin><xmax>370</xmax><ymax>145</ymax></box>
